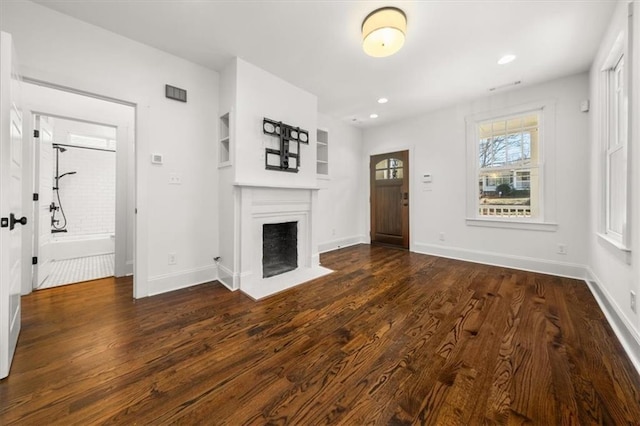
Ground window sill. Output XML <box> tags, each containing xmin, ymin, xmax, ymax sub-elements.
<box><xmin>466</xmin><ymin>218</ymin><xmax>558</xmax><ymax>232</ymax></box>
<box><xmin>597</xmin><ymin>232</ymin><xmax>631</xmax><ymax>252</ymax></box>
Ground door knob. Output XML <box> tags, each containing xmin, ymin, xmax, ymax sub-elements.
<box><xmin>9</xmin><ymin>213</ymin><xmax>27</xmax><ymax>230</ymax></box>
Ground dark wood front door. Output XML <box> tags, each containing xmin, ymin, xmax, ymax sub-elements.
<box><xmin>370</xmin><ymin>150</ymin><xmax>409</xmax><ymax>249</ymax></box>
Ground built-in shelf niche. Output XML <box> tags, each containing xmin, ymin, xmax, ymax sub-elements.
<box><xmin>219</xmin><ymin>112</ymin><xmax>231</xmax><ymax>167</ymax></box>
<box><xmin>317</xmin><ymin>128</ymin><xmax>328</xmax><ymax>177</ymax></box>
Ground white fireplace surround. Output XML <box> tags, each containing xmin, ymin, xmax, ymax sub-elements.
<box><xmin>233</xmin><ymin>184</ymin><xmax>332</xmax><ymax>299</ymax></box>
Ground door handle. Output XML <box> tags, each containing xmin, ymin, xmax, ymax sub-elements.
<box><xmin>9</xmin><ymin>213</ymin><xmax>27</xmax><ymax>230</ymax></box>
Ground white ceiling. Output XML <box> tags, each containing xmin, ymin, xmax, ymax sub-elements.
<box><xmin>33</xmin><ymin>0</ymin><xmax>617</xmax><ymax>128</ymax></box>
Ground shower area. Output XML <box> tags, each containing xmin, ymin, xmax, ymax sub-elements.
<box><xmin>37</xmin><ymin>115</ymin><xmax>117</xmax><ymax>289</ymax></box>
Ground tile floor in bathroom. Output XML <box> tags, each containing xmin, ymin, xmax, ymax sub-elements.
<box><xmin>39</xmin><ymin>254</ymin><xmax>114</xmax><ymax>290</ymax></box>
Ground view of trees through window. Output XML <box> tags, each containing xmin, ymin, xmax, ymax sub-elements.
<box><xmin>477</xmin><ymin>112</ymin><xmax>540</xmax><ymax>218</ymax></box>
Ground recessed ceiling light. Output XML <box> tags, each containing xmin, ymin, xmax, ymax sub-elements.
<box><xmin>497</xmin><ymin>54</ymin><xmax>516</xmax><ymax>65</ymax></box>
<box><xmin>377</xmin><ymin>97</ymin><xmax>388</xmax><ymax>104</ymax></box>
<box><xmin>370</xmin><ymin>113</ymin><xmax>379</xmax><ymax>119</ymax></box>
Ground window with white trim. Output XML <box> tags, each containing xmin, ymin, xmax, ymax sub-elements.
<box><xmin>476</xmin><ymin>111</ymin><xmax>540</xmax><ymax>219</ymax></box>
<box><xmin>466</xmin><ymin>100</ymin><xmax>557</xmax><ymax>231</ymax></box>
<box><xmin>601</xmin><ymin>33</ymin><xmax>629</xmax><ymax>249</ymax></box>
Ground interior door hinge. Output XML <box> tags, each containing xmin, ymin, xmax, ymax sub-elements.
<box><xmin>33</xmin><ymin>130</ymin><xmax>40</xmax><ymax>138</ymax></box>
<box><xmin>32</xmin><ymin>256</ymin><xmax>38</xmax><ymax>265</ymax></box>
<box><xmin>33</xmin><ymin>193</ymin><xmax>39</xmax><ymax>201</ymax></box>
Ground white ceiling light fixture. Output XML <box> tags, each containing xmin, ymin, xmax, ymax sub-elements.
<box><xmin>498</xmin><ymin>54</ymin><xmax>516</xmax><ymax>65</ymax></box>
<box><xmin>362</xmin><ymin>7</ymin><xmax>407</xmax><ymax>58</ymax></box>
<box><xmin>377</xmin><ymin>97</ymin><xmax>389</xmax><ymax>104</ymax></box>
<box><xmin>370</xmin><ymin>113</ymin><xmax>379</xmax><ymax>119</ymax></box>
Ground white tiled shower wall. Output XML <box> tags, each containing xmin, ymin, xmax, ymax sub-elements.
<box><xmin>54</xmin><ymin>147</ymin><xmax>116</xmax><ymax>236</ymax></box>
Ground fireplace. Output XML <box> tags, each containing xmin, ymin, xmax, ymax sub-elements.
<box><xmin>263</xmin><ymin>222</ymin><xmax>298</xmax><ymax>278</ymax></box>
<box><xmin>229</xmin><ymin>184</ymin><xmax>332</xmax><ymax>300</ymax></box>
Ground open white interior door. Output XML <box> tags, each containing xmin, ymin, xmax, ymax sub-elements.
<box><xmin>0</xmin><ymin>32</ymin><xmax>24</xmax><ymax>379</ymax></box>
<box><xmin>34</xmin><ymin>116</ymin><xmax>53</xmax><ymax>289</ymax></box>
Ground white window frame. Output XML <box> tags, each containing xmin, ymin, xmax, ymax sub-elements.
<box><xmin>598</xmin><ymin>30</ymin><xmax>632</xmax><ymax>252</ymax></box>
<box><xmin>465</xmin><ymin>100</ymin><xmax>558</xmax><ymax>231</ymax></box>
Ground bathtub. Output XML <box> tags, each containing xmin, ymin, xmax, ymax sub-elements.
<box><xmin>50</xmin><ymin>233</ymin><xmax>115</xmax><ymax>261</ymax></box>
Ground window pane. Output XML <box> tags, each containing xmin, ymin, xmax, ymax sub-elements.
<box><xmin>478</xmin><ymin>168</ymin><xmax>535</xmax><ymax>218</ymax></box>
<box><xmin>492</xmin><ymin>120</ymin><xmax>506</xmax><ymax>134</ymax></box>
<box><xmin>522</xmin><ymin>114</ymin><xmax>538</xmax><ymax>128</ymax></box>
<box><xmin>492</xmin><ymin>136</ymin><xmax>507</xmax><ymax>166</ymax></box>
<box><xmin>522</xmin><ymin>132</ymin><xmax>531</xmax><ymax>161</ymax></box>
<box><xmin>479</xmin><ymin>123</ymin><xmax>492</xmax><ymax>138</ymax></box>
<box><xmin>477</xmin><ymin>111</ymin><xmax>540</xmax><ymax>218</ymax></box>
<box><xmin>616</xmin><ymin>59</ymin><xmax>625</xmax><ymax>147</ymax></box>
<box><xmin>608</xmin><ymin>149</ymin><xmax>625</xmax><ymax>234</ymax></box>
<box><xmin>69</xmin><ymin>133</ymin><xmax>115</xmax><ymax>149</ymax></box>
<box><xmin>375</xmin><ymin>170</ymin><xmax>387</xmax><ymax>180</ymax></box>
<box><xmin>479</xmin><ymin>138</ymin><xmax>491</xmax><ymax>167</ymax></box>
<box><xmin>506</xmin><ymin>117</ymin><xmax>523</xmax><ymax>132</ymax></box>
<box><xmin>389</xmin><ymin>158</ymin><xmax>403</xmax><ymax>168</ymax></box>
<box><xmin>390</xmin><ymin>167</ymin><xmax>403</xmax><ymax>179</ymax></box>
<box><xmin>375</xmin><ymin>159</ymin><xmax>387</xmax><ymax>170</ymax></box>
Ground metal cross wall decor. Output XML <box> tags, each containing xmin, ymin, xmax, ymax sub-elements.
<box><xmin>263</xmin><ymin>117</ymin><xmax>309</xmax><ymax>173</ymax></box>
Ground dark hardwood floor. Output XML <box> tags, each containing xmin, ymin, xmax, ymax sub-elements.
<box><xmin>1</xmin><ymin>244</ymin><xmax>639</xmax><ymax>424</ymax></box>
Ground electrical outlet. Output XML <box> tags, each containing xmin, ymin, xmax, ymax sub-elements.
<box><xmin>439</xmin><ymin>232</ymin><xmax>445</xmax><ymax>241</ymax></box>
<box><xmin>557</xmin><ymin>244</ymin><xmax>567</xmax><ymax>255</ymax></box>
<box><xmin>631</xmin><ymin>291</ymin><xmax>637</xmax><ymax>314</ymax></box>
<box><xmin>169</xmin><ymin>173</ymin><xmax>182</xmax><ymax>185</ymax></box>
<box><xmin>168</xmin><ymin>252</ymin><xmax>177</xmax><ymax>265</ymax></box>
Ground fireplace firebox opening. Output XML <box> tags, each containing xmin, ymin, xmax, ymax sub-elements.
<box><xmin>262</xmin><ymin>221</ymin><xmax>298</xmax><ymax>278</ymax></box>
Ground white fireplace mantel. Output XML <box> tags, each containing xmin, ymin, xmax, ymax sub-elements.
<box><xmin>232</xmin><ymin>183</ymin><xmax>331</xmax><ymax>300</ymax></box>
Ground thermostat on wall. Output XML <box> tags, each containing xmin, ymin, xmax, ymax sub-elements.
<box><xmin>151</xmin><ymin>153</ymin><xmax>163</xmax><ymax>165</ymax></box>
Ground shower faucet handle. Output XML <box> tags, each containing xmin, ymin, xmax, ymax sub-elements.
<box><xmin>49</xmin><ymin>202</ymin><xmax>59</xmax><ymax>212</ymax></box>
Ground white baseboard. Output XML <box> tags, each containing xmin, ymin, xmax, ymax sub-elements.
<box><xmin>217</xmin><ymin>263</ymin><xmax>238</xmax><ymax>291</ymax></box>
<box><xmin>125</xmin><ymin>260</ymin><xmax>134</xmax><ymax>276</ymax></box>
<box><xmin>318</xmin><ymin>235</ymin><xmax>366</xmax><ymax>254</ymax></box>
<box><xmin>147</xmin><ymin>265</ymin><xmax>218</xmax><ymax>297</ymax></box>
<box><xmin>412</xmin><ymin>242</ymin><xmax>587</xmax><ymax>280</ymax></box>
<box><xmin>584</xmin><ymin>268</ymin><xmax>640</xmax><ymax>375</ymax></box>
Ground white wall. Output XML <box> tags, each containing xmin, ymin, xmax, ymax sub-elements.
<box><xmin>317</xmin><ymin>113</ymin><xmax>366</xmax><ymax>253</ymax></box>
<box><xmin>363</xmin><ymin>73</ymin><xmax>590</xmax><ymax>277</ymax></box>
<box><xmin>1</xmin><ymin>0</ymin><xmax>220</xmax><ymax>297</ymax></box>
<box><xmin>216</xmin><ymin>59</ymin><xmax>237</xmax><ymax>288</ymax></box>
<box><xmin>587</xmin><ymin>0</ymin><xmax>639</xmax><ymax>370</ymax></box>
<box><xmin>216</xmin><ymin>58</ymin><xmax>320</xmax><ymax>289</ymax></box>
<box><xmin>235</xmin><ymin>58</ymin><xmax>317</xmax><ymax>187</ymax></box>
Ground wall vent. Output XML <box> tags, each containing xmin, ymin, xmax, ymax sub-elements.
<box><xmin>165</xmin><ymin>84</ymin><xmax>187</xmax><ymax>102</ymax></box>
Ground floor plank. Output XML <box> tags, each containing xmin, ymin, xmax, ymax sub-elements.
<box><xmin>1</xmin><ymin>244</ymin><xmax>638</xmax><ymax>425</ymax></box>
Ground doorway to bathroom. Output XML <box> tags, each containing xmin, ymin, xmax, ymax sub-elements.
<box><xmin>34</xmin><ymin>115</ymin><xmax>119</xmax><ymax>289</ymax></box>
<box><xmin>25</xmin><ymin>82</ymin><xmax>135</xmax><ymax>291</ymax></box>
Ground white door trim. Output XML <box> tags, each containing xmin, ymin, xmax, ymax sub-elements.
<box><xmin>21</xmin><ymin>82</ymin><xmax>139</xmax><ymax>296</ymax></box>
